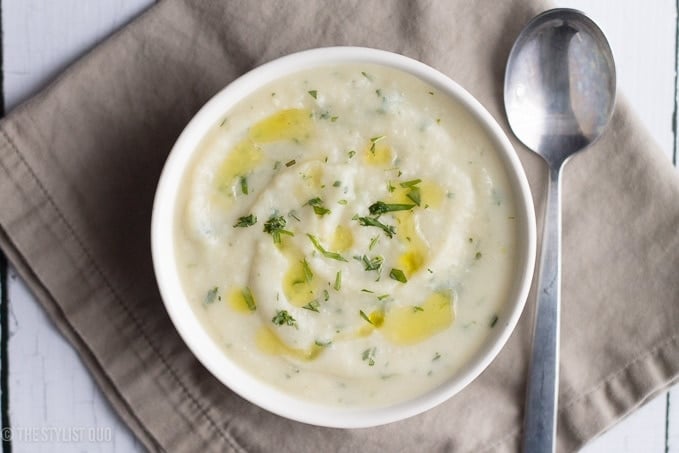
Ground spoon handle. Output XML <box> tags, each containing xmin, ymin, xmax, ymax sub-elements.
<box><xmin>522</xmin><ymin>165</ymin><xmax>562</xmax><ymax>453</ymax></box>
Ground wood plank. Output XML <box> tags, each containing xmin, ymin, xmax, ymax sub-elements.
<box><xmin>3</xmin><ymin>1</ymin><xmax>154</xmax><ymax>451</ymax></box>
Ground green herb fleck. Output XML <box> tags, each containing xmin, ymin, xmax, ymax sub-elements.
<box><xmin>337</xmin><ymin>199</ymin><xmax>348</xmax><ymax>205</ymax></box>
<box><xmin>273</xmin><ymin>161</ymin><xmax>282</xmax><ymax>170</ymax></box>
<box><xmin>406</xmin><ymin>187</ymin><xmax>421</xmax><ymax>206</ymax></box>
<box><xmin>361</xmin><ymin>71</ymin><xmax>373</xmax><ymax>81</ymax></box>
<box><xmin>369</xmin><ymin>135</ymin><xmax>386</xmax><ymax>154</ymax></box>
<box><xmin>369</xmin><ymin>235</ymin><xmax>380</xmax><ymax>251</ymax></box>
<box><xmin>233</xmin><ymin>214</ymin><xmax>257</xmax><ymax>228</ymax></box>
<box><xmin>475</xmin><ymin>252</ymin><xmax>483</xmax><ymax>260</ymax></box>
<box><xmin>302</xmin><ymin>300</ymin><xmax>320</xmax><ymax>312</ymax></box>
<box><xmin>288</xmin><ymin>210</ymin><xmax>301</xmax><ymax>222</ymax></box>
<box><xmin>399</xmin><ymin>179</ymin><xmax>422</xmax><ymax>188</ymax></box>
<box><xmin>315</xmin><ymin>339</ymin><xmax>332</xmax><ymax>347</ymax></box>
<box><xmin>305</xmin><ymin>197</ymin><xmax>331</xmax><ymax>216</ymax></box>
<box><xmin>359</xmin><ymin>310</ymin><xmax>374</xmax><ymax>325</ymax></box>
<box><xmin>239</xmin><ymin>176</ymin><xmax>249</xmax><ymax>195</ymax></box>
<box><xmin>377</xmin><ymin>294</ymin><xmax>391</xmax><ymax>301</ymax></box>
<box><xmin>285</xmin><ymin>159</ymin><xmax>296</xmax><ymax>167</ymax></box>
<box><xmin>389</xmin><ymin>268</ymin><xmax>407</xmax><ymax>283</ymax></box>
<box><xmin>301</xmin><ymin>258</ymin><xmax>313</xmax><ymax>283</ymax></box>
<box><xmin>307</xmin><ymin>234</ymin><xmax>348</xmax><ymax>262</ymax></box>
<box><xmin>263</xmin><ymin>215</ymin><xmax>294</xmax><ymax>244</ymax></box>
<box><xmin>360</xmin><ymin>255</ymin><xmax>383</xmax><ymax>272</ymax></box>
<box><xmin>412</xmin><ymin>306</ymin><xmax>424</xmax><ymax>312</ymax></box>
<box><xmin>242</xmin><ymin>287</ymin><xmax>256</xmax><ymax>311</ymax></box>
<box><xmin>272</xmin><ymin>310</ymin><xmax>297</xmax><ymax>328</ymax></box>
<box><xmin>433</xmin><ymin>352</ymin><xmax>441</xmax><ymax>361</ymax></box>
<box><xmin>356</xmin><ymin>216</ymin><xmax>395</xmax><ymax>238</ymax></box>
<box><xmin>490</xmin><ymin>315</ymin><xmax>499</xmax><ymax>327</ymax></box>
<box><xmin>205</xmin><ymin>287</ymin><xmax>219</xmax><ymax>304</ymax></box>
<box><xmin>362</xmin><ymin>347</ymin><xmax>376</xmax><ymax>366</ymax></box>
<box><xmin>308</xmin><ymin>90</ymin><xmax>318</xmax><ymax>99</ymax></box>
<box><xmin>323</xmin><ymin>289</ymin><xmax>329</xmax><ymax>301</ymax></box>
<box><xmin>333</xmin><ymin>180</ymin><xmax>342</xmax><ymax>187</ymax></box>
<box><xmin>330</xmin><ymin>116</ymin><xmax>339</xmax><ymax>122</ymax></box>
<box><xmin>369</xmin><ymin>201</ymin><xmax>415</xmax><ymax>216</ymax></box>
<box><xmin>348</xmin><ymin>150</ymin><xmax>356</xmax><ymax>159</ymax></box>
<box><xmin>334</xmin><ymin>271</ymin><xmax>342</xmax><ymax>291</ymax></box>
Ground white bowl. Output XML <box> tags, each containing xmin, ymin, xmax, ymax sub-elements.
<box><xmin>151</xmin><ymin>47</ymin><xmax>536</xmax><ymax>428</ymax></box>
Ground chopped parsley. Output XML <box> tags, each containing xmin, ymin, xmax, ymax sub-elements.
<box><xmin>333</xmin><ymin>180</ymin><xmax>342</xmax><ymax>187</ymax></box>
<box><xmin>369</xmin><ymin>135</ymin><xmax>385</xmax><ymax>154</ymax></box>
<box><xmin>359</xmin><ymin>310</ymin><xmax>374</xmax><ymax>325</ymax></box>
<box><xmin>323</xmin><ymin>289</ymin><xmax>330</xmax><ymax>301</ymax></box>
<box><xmin>330</xmin><ymin>116</ymin><xmax>339</xmax><ymax>122</ymax></box>
<box><xmin>307</xmin><ymin>234</ymin><xmax>348</xmax><ymax>262</ymax></box>
<box><xmin>334</xmin><ymin>271</ymin><xmax>342</xmax><ymax>291</ymax></box>
<box><xmin>301</xmin><ymin>258</ymin><xmax>313</xmax><ymax>283</ymax></box>
<box><xmin>288</xmin><ymin>210</ymin><xmax>301</xmax><ymax>222</ymax></box>
<box><xmin>337</xmin><ymin>199</ymin><xmax>348</xmax><ymax>205</ymax></box>
<box><xmin>412</xmin><ymin>305</ymin><xmax>424</xmax><ymax>312</ymax></box>
<box><xmin>362</xmin><ymin>347</ymin><xmax>376</xmax><ymax>366</ymax></box>
<box><xmin>233</xmin><ymin>214</ymin><xmax>257</xmax><ymax>228</ymax></box>
<box><xmin>305</xmin><ymin>197</ymin><xmax>331</xmax><ymax>216</ymax></box>
<box><xmin>368</xmin><ymin>201</ymin><xmax>415</xmax><ymax>216</ymax></box>
<box><xmin>355</xmin><ymin>215</ymin><xmax>395</xmax><ymax>238</ymax></box>
<box><xmin>242</xmin><ymin>287</ymin><xmax>256</xmax><ymax>311</ymax></box>
<box><xmin>361</xmin><ymin>71</ymin><xmax>373</xmax><ymax>81</ymax></box>
<box><xmin>308</xmin><ymin>90</ymin><xmax>318</xmax><ymax>99</ymax></box>
<box><xmin>389</xmin><ymin>268</ymin><xmax>408</xmax><ymax>283</ymax></box>
<box><xmin>433</xmin><ymin>352</ymin><xmax>441</xmax><ymax>361</ymax></box>
<box><xmin>490</xmin><ymin>314</ymin><xmax>499</xmax><ymax>327</ymax></box>
<box><xmin>359</xmin><ymin>255</ymin><xmax>383</xmax><ymax>273</ymax></box>
<box><xmin>369</xmin><ymin>235</ymin><xmax>380</xmax><ymax>251</ymax></box>
<box><xmin>263</xmin><ymin>215</ymin><xmax>294</xmax><ymax>244</ymax></box>
<box><xmin>272</xmin><ymin>310</ymin><xmax>297</xmax><ymax>328</ymax></box>
<box><xmin>400</xmin><ymin>179</ymin><xmax>422</xmax><ymax>206</ymax></box>
<box><xmin>347</xmin><ymin>150</ymin><xmax>356</xmax><ymax>159</ymax></box>
<box><xmin>204</xmin><ymin>287</ymin><xmax>219</xmax><ymax>304</ymax></box>
<box><xmin>239</xmin><ymin>176</ymin><xmax>249</xmax><ymax>195</ymax></box>
<box><xmin>285</xmin><ymin>159</ymin><xmax>296</xmax><ymax>167</ymax></box>
<box><xmin>302</xmin><ymin>300</ymin><xmax>320</xmax><ymax>312</ymax></box>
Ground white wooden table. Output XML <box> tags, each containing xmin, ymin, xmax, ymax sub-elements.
<box><xmin>1</xmin><ymin>1</ymin><xmax>677</xmax><ymax>451</ymax></box>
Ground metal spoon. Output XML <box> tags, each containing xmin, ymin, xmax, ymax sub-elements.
<box><xmin>504</xmin><ymin>8</ymin><xmax>616</xmax><ymax>453</ymax></box>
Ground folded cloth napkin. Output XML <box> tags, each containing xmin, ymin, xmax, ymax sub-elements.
<box><xmin>1</xmin><ymin>0</ymin><xmax>678</xmax><ymax>451</ymax></box>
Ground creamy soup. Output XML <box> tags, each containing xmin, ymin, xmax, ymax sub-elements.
<box><xmin>174</xmin><ymin>64</ymin><xmax>518</xmax><ymax>407</ymax></box>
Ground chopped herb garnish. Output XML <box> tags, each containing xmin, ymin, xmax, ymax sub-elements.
<box><xmin>412</xmin><ymin>306</ymin><xmax>424</xmax><ymax>312</ymax></box>
<box><xmin>406</xmin><ymin>187</ymin><xmax>421</xmax><ymax>206</ymax></box>
<box><xmin>263</xmin><ymin>215</ymin><xmax>294</xmax><ymax>244</ymax></box>
<box><xmin>333</xmin><ymin>180</ymin><xmax>342</xmax><ymax>187</ymax></box>
<box><xmin>334</xmin><ymin>271</ymin><xmax>342</xmax><ymax>291</ymax></box>
<box><xmin>348</xmin><ymin>150</ymin><xmax>356</xmax><ymax>159</ymax></box>
<box><xmin>427</xmin><ymin>268</ymin><xmax>434</xmax><ymax>274</ymax></box>
<box><xmin>323</xmin><ymin>289</ymin><xmax>329</xmax><ymax>301</ymax></box>
<box><xmin>475</xmin><ymin>252</ymin><xmax>483</xmax><ymax>260</ymax></box>
<box><xmin>337</xmin><ymin>199</ymin><xmax>348</xmax><ymax>205</ymax></box>
<box><xmin>361</xmin><ymin>71</ymin><xmax>373</xmax><ymax>81</ymax></box>
<box><xmin>242</xmin><ymin>287</ymin><xmax>256</xmax><ymax>311</ymax></box>
<box><xmin>301</xmin><ymin>258</ymin><xmax>313</xmax><ymax>283</ymax></box>
<box><xmin>331</xmin><ymin>116</ymin><xmax>339</xmax><ymax>122</ymax></box>
<box><xmin>377</xmin><ymin>294</ymin><xmax>391</xmax><ymax>301</ymax></box>
<box><xmin>219</xmin><ymin>118</ymin><xmax>227</xmax><ymax>127</ymax></box>
<box><xmin>356</xmin><ymin>216</ymin><xmax>395</xmax><ymax>238</ymax></box>
<box><xmin>288</xmin><ymin>210</ymin><xmax>301</xmax><ymax>222</ymax></box>
<box><xmin>272</xmin><ymin>310</ymin><xmax>297</xmax><ymax>328</ymax></box>
<box><xmin>369</xmin><ymin>235</ymin><xmax>380</xmax><ymax>251</ymax></box>
<box><xmin>433</xmin><ymin>352</ymin><xmax>441</xmax><ymax>361</ymax></box>
<box><xmin>239</xmin><ymin>176</ymin><xmax>249</xmax><ymax>195</ymax></box>
<box><xmin>368</xmin><ymin>201</ymin><xmax>415</xmax><ymax>215</ymax></box>
<box><xmin>233</xmin><ymin>214</ymin><xmax>257</xmax><ymax>228</ymax></box>
<box><xmin>302</xmin><ymin>300</ymin><xmax>320</xmax><ymax>312</ymax></box>
<box><xmin>387</xmin><ymin>182</ymin><xmax>396</xmax><ymax>193</ymax></box>
<box><xmin>428</xmin><ymin>91</ymin><xmax>434</xmax><ymax>95</ymax></box>
<box><xmin>389</xmin><ymin>268</ymin><xmax>407</xmax><ymax>283</ymax></box>
<box><xmin>490</xmin><ymin>315</ymin><xmax>499</xmax><ymax>327</ymax></box>
<box><xmin>360</xmin><ymin>255</ymin><xmax>383</xmax><ymax>272</ymax></box>
<box><xmin>305</xmin><ymin>197</ymin><xmax>331</xmax><ymax>216</ymax></box>
<box><xmin>399</xmin><ymin>179</ymin><xmax>422</xmax><ymax>188</ymax></box>
<box><xmin>307</xmin><ymin>234</ymin><xmax>348</xmax><ymax>262</ymax></box>
<box><xmin>369</xmin><ymin>135</ymin><xmax>386</xmax><ymax>154</ymax></box>
<box><xmin>362</xmin><ymin>347</ymin><xmax>376</xmax><ymax>366</ymax></box>
<box><xmin>205</xmin><ymin>287</ymin><xmax>219</xmax><ymax>304</ymax></box>
<box><xmin>315</xmin><ymin>339</ymin><xmax>332</xmax><ymax>347</ymax></box>
<box><xmin>285</xmin><ymin>159</ymin><xmax>296</xmax><ymax>167</ymax></box>
<box><xmin>359</xmin><ymin>310</ymin><xmax>374</xmax><ymax>325</ymax></box>
<box><xmin>308</xmin><ymin>90</ymin><xmax>318</xmax><ymax>99</ymax></box>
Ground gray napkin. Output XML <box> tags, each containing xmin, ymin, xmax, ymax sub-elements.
<box><xmin>0</xmin><ymin>0</ymin><xmax>677</xmax><ymax>451</ymax></box>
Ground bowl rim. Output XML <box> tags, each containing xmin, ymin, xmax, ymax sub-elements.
<box><xmin>151</xmin><ymin>46</ymin><xmax>536</xmax><ymax>428</ymax></box>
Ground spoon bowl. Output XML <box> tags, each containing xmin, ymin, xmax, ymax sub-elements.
<box><xmin>505</xmin><ymin>8</ymin><xmax>616</xmax><ymax>165</ymax></box>
<box><xmin>503</xmin><ymin>8</ymin><xmax>616</xmax><ymax>453</ymax></box>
